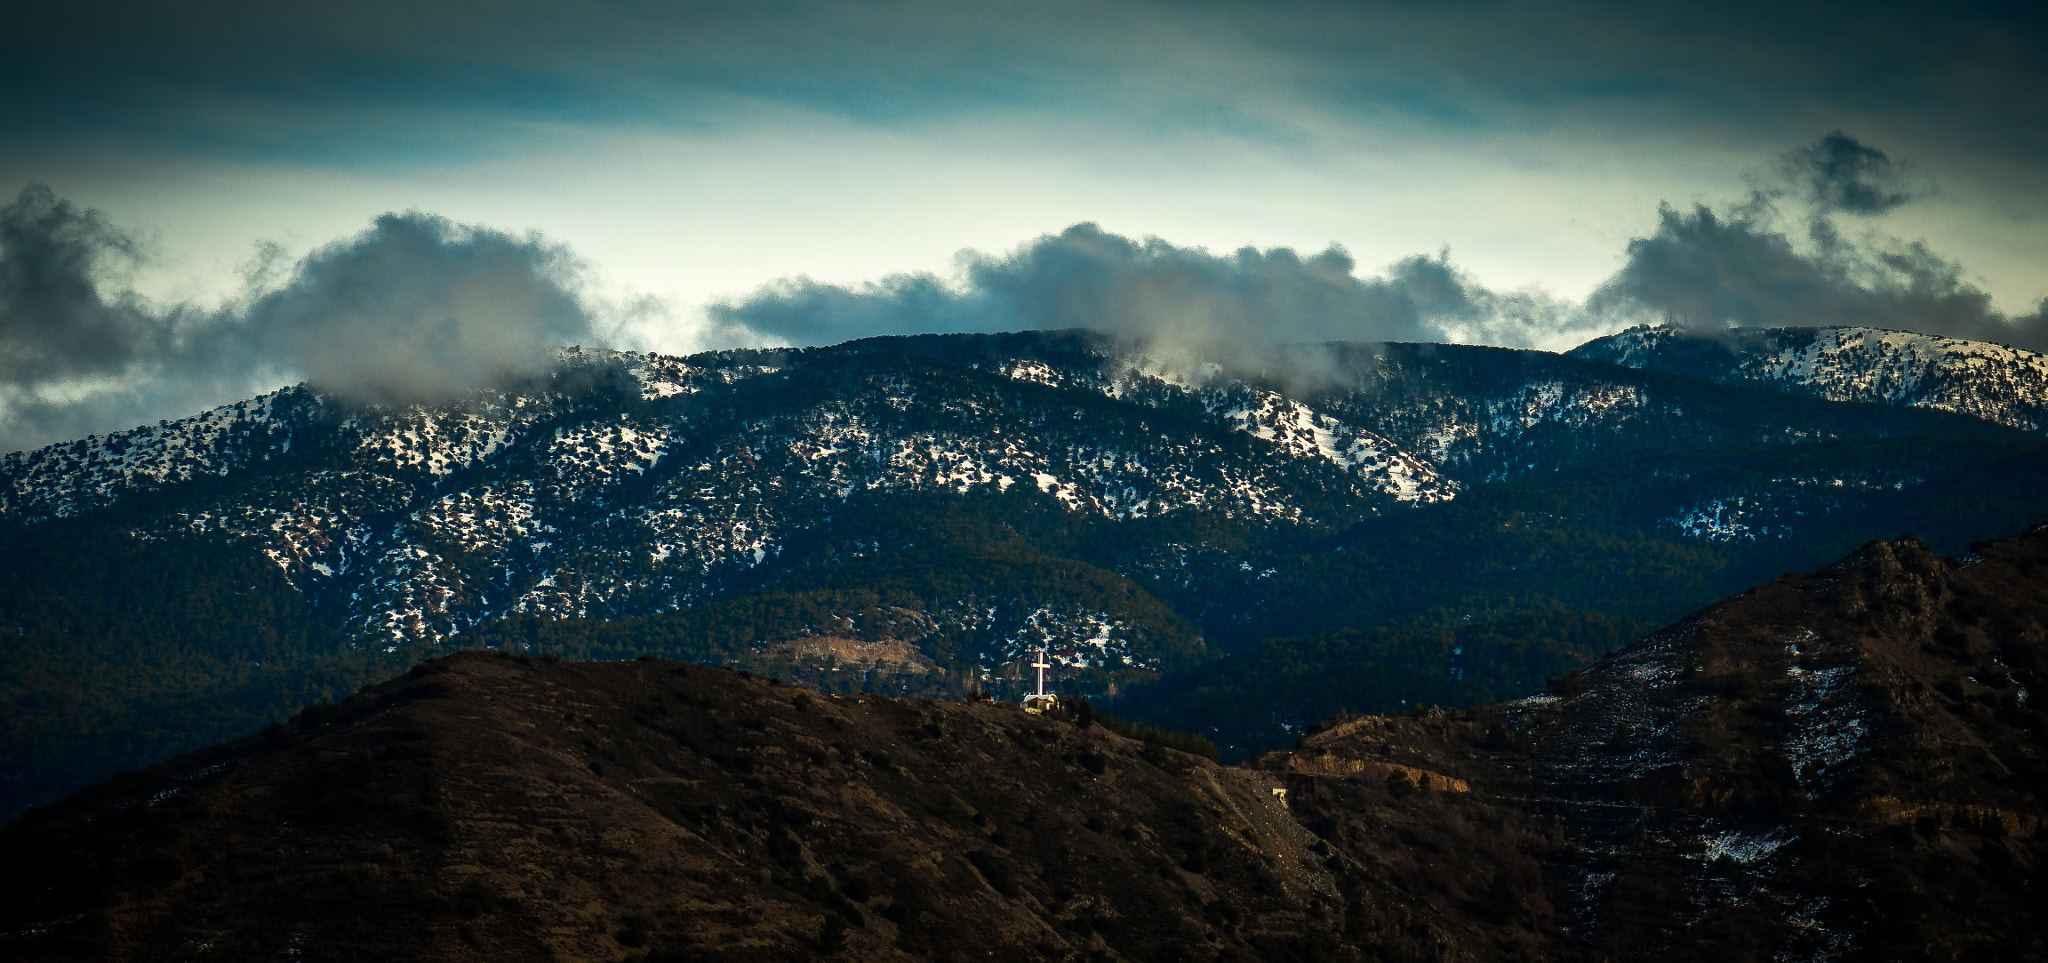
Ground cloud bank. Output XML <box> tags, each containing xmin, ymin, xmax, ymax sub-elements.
<box><xmin>0</xmin><ymin>186</ymin><xmax>611</xmax><ymax>453</ymax></box>
<box><xmin>712</xmin><ymin>133</ymin><xmax>2046</xmax><ymax>374</ymax></box>
<box><xmin>710</xmin><ymin>223</ymin><xmax>1604</xmax><ymax>379</ymax></box>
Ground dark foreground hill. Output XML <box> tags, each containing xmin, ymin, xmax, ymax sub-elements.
<box><xmin>8</xmin><ymin>523</ymin><xmax>2048</xmax><ymax>961</ymax></box>
<box><xmin>0</xmin><ymin>652</ymin><xmax>1553</xmax><ymax>962</ymax></box>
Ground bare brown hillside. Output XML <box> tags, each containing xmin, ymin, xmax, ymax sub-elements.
<box><xmin>0</xmin><ymin>652</ymin><xmax>1548</xmax><ymax>961</ymax></box>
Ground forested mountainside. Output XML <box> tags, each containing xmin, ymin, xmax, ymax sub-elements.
<box><xmin>1574</xmin><ymin>323</ymin><xmax>2048</xmax><ymax>433</ymax></box>
<box><xmin>9</xmin><ymin>328</ymin><xmax>2048</xmax><ymax>821</ymax></box>
<box><xmin>6</xmin><ymin>524</ymin><xmax>2047</xmax><ymax>961</ymax></box>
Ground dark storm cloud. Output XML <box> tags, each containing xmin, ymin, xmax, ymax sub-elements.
<box><xmin>1592</xmin><ymin>201</ymin><xmax>2048</xmax><ymax>351</ymax></box>
<box><xmin>0</xmin><ymin>186</ymin><xmax>224</xmax><ymax>451</ymax></box>
<box><xmin>1780</xmin><ymin>132</ymin><xmax>1916</xmax><ymax>216</ymax></box>
<box><xmin>711</xmin><ymin>223</ymin><xmax>1599</xmax><ymax>385</ymax></box>
<box><xmin>0</xmin><ymin>187</ymin><xmax>607</xmax><ymax>454</ymax></box>
<box><xmin>1587</xmin><ymin>130</ymin><xmax>2048</xmax><ymax>348</ymax></box>
<box><xmin>4</xmin><ymin>2</ymin><xmax>2043</xmax><ymax>173</ymax></box>
<box><xmin>0</xmin><ymin>185</ymin><xmax>170</xmax><ymax>383</ymax></box>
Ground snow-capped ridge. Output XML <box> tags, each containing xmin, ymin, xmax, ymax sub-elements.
<box><xmin>1574</xmin><ymin>323</ymin><xmax>2048</xmax><ymax>434</ymax></box>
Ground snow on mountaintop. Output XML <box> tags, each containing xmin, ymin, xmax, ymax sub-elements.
<box><xmin>628</xmin><ymin>350</ymin><xmax>783</xmax><ymax>400</ymax></box>
<box><xmin>1573</xmin><ymin>324</ymin><xmax>2048</xmax><ymax>433</ymax></box>
<box><xmin>0</xmin><ymin>389</ymin><xmax>312</xmax><ymax>521</ymax></box>
<box><xmin>1003</xmin><ymin>356</ymin><xmax>1453</xmax><ymax>503</ymax></box>
<box><xmin>6</xmin><ymin>340</ymin><xmax>1445</xmax><ymax>650</ymax></box>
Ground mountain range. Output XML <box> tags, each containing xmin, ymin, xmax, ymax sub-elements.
<box><xmin>7</xmin><ymin>324</ymin><xmax>2048</xmax><ymax>822</ymax></box>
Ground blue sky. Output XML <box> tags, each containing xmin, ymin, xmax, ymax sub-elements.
<box><xmin>1</xmin><ymin>0</ymin><xmax>2045</xmax><ymax>450</ymax></box>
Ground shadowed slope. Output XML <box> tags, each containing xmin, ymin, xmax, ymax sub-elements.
<box><xmin>0</xmin><ymin>652</ymin><xmax>1551</xmax><ymax>961</ymax></box>
<box><xmin>1266</xmin><ymin>525</ymin><xmax>2048</xmax><ymax>960</ymax></box>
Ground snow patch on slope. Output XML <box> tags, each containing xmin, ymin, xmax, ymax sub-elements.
<box><xmin>1210</xmin><ymin>388</ymin><xmax>1453</xmax><ymax>503</ymax></box>
<box><xmin>1780</xmin><ymin>628</ymin><xmax>1867</xmax><ymax>790</ymax></box>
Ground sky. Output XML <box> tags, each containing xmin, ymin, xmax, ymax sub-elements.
<box><xmin>1</xmin><ymin>0</ymin><xmax>2045</xmax><ymax>453</ymax></box>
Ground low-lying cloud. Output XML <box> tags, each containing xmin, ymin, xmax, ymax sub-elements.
<box><xmin>0</xmin><ymin>187</ymin><xmax>611</xmax><ymax>453</ymax></box>
<box><xmin>238</xmin><ymin>213</ymin><xmax>595</xmax><ymax>406</ymax></box>
<box><xmin>710</xmin><ymin>222</ymin><xmax>1606</xmax><ymax>386</ymax></box>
